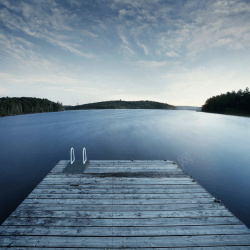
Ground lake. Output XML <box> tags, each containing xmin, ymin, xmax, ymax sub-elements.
<box><xmin>0</xmin><ymin>110</ymin><xmax>249</xmax><ymax>227</ymax></box>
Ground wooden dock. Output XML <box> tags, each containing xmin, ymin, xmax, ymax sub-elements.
<box><xmin>0</xmin><ymin>160</ymin><xmax>250</xmax><ymax>249</ymax></box>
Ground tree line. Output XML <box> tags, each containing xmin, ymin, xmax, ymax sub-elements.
<box><xmin>202</xmin><ymin>88</ymin><xmax>250</xmax><ymax>116</ymax></box>
<box><xmin>0</xmin><ymin>97</ymin><xmax>64</xmax><ymax>117</ymax></box>
<box><xmin>65</xmin><ymin>100</ymin><xmax>176</xmax><ymax>110</ymax></box>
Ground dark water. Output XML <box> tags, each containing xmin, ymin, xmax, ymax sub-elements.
<box><xmin>0</xmin><ymin>110</ymin><xmax>249</xmax><ymax>227</ymax></box>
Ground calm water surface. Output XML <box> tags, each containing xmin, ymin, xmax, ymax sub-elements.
<box><xmin>0</xmin><ymin>110</ymin><xmax>249</xmax><ymax>227</ymax></box>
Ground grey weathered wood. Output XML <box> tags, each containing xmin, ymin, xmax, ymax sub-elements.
<box><xmin>40</xmin><ymin>180</ymin><xmax>197</xmax><ymax>185</ymax></box>
<box><xmin>52</xmin><ymin>163</ymin><xmax>181</xmax><ymax>167</ymax></box>
<box><xmin>42</xmin><ymin>176</ymin><xmax>192</xmax><ymax>181</ymax></box>
<box><xmin>11</xmin><ymin>209</ymin><xmax>232</xmax><ymax>219</ymax></box>
<box><xmin>85</xmin><ymin>166</ymin><xmax>181</xmax><ymax>171</ymax></box>
<box><xmin>17</xmin><ymin>203</ymin><xmax>222</xmax><ymax>211</ymax></box>
<box><xmin>1</xmin><ymin>159</ymin><xmax>249</xmax><ymax>249</ymax></box>
<box><xmin>0</xmin><ymin>235</ymin><xmax>250</xmax><ymax>248</ymax></box>
<box><xmin>3</xmin><ymin>216</ymin><xmax>242</xmax><ymax>227</ymax></box>
<box><xmin>1</xmin><ymin>225</ymin><xmax>249</xmax><ymax>237</ymax></box>
<box><xmin>47</xmin><ymin>172</ymin><xmax>188</xmax><ymax>177</ymax></box>
<box><xmin>89</xmin><ymin>160</ymin><xmax>174</xmax><ymax>163</ymax></box>
<box><xmin>41</xmin><ymin>178</ymin><xmax>196</xmax><ymax>185</ymax></box>
<box><xmin>36</xmin><ymin>183</ymin><xmax>202</xmax><ymax>189</ymax></box>
<box><xmin>22</xmin><ymin>197</ymin><xmax>214</xmax><ymax>205</ymax></box>
<box><xmin>88</xmin><ymin>162</ymin><xmax>176</xmax><ymax>165</ymax></box>
<box><xmin>84</xmin><ymin>170</ymin><xmax>183</xmax><ymax>174</ymax></box>
<box><xmin>26</xmin><ymin>192</ymin><xmax>212</xmax><ymax>199</ymax></box>
<box><xmin>85</xmin><ymin>169</ymin><xmax>185</xmax><ymax>174</ymax></box>
<box><xmin>1</xmin><ymin>247</ymin><xmax>249</xmax><ymax>250</ymax></box>
<box><xmin>31</xmin><ymin>187</ymin><xmax>207</xmax><ymax>194</ymax></box>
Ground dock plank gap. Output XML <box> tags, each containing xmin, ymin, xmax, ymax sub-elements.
<box><xmin>1</xmin><ymin>160</ymin><xmax>250</xmax><ymax>249</ymax></box>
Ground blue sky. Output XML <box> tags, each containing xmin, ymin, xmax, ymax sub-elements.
<box><xmin>0</xmin><ymin>0</ymin><xmax>250</xmax><ymax>106</ymax></box>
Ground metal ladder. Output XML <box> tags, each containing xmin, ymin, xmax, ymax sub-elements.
<box><xmin>70</xmin><ymin>147</ymin><xmax>87</xmax><ymax>164</ymax></box>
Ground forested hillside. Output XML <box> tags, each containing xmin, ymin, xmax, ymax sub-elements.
<box><xmin>65</xmin><ymin>100</ymin><xmax>176</xmax><ymax>110</ymax></box>
<box><xmin>202</xmin><ymin>88</ymin><xmax>250</xmax><ymax>116</ymax></box>
<box><xmin>0</xmin><ymin>97</ymin><xmax>64</xmax><ymax>117</ymax></box>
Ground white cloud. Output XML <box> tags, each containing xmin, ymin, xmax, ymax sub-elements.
<box><xmin>117</xmin><ymin>28</ymin><xmax>135</xmax><ymax>56</ymax></box>
<box><xmin>119</xmin><ymin>33</ymin><xmax>129</xmax><ymax>45</ymax></box>
<box><xmin>137</xmin><ymin>60</ymin><xmax>167</xmax><ymax>68</ymax></box>
<box><xmin>136</xmin><ymin>41</ymin><xmax>149</xmax><ymax>55</ymax></box>
<box><xmin>45</xmin><ymin>36</ymin><xmax>96</xmax><ymax>58</ymax></box>
<box><xmin>119</xmin><ymin>8</ymin><xmax>135</xmax><ymax>19</ymax></box>
<box><xmin>166</xmin><ymin>51</ymin><xmax>180</xmax><ymax>58</ymax></box>
<box><xmin>82</xmin><ymin>29</ymin><xmax>98</xmax><ymax>38</ymax></box>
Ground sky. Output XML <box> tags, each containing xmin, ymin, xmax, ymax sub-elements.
<box><xmin>0</xmin><ymin>0</ymin><xmax>250</xmax><ymax>106</ymax></box>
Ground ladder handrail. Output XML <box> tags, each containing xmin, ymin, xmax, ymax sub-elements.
<box><xmin>83</xmin><ymin>147</ymin><xmax>87</xmax><ymax>164</ymax></box>
<box><xmin>70</xmin><ymin>147</ymin><xmax>87</xmax><ymax>165</ymax></box>
<box><xmin>70</xmin><ymin>147</ymin><xmax>75</xmax><ymax>164</ymax></box>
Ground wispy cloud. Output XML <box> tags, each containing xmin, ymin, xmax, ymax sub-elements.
<box><xmin>118</xmin><ymin>31</ymin><xmax>129</xmax><ymax>45</ymax></box>
<box><xmin>137</xmin><ymin>60</ymin><xmax>167</xmax><ymax>68</ymax></box>
<box><xmin>136</xmin><ymin>41</ymin><xmax>149</xmax><ymax>55</ymax></box>
<box><xmin>166</xmin><ymin>51</ymin><xmax>180</xmax><ymax>58</ymax></box>
<box><xmin>0</xmin><ymin>33</ymin><xmax>35</xmax><ymax>61</ymax></box>
<box><xmin>0</xmin><ymin>0</ymin><xmax>97</xmax><ymax>58</ymax></box>
<box><xmin>118</xmin><ymin>28</ymin><xmax>135</xmax><ymax>56</ymax></box>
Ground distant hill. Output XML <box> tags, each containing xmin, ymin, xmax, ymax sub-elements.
<box><xmin>65</xmin><ymin>100</ymin><xmax>176</xmax><ymax>110</ymax></box>
<box><xmin>0</xmin><ymin>97</ymin><xmax>63</xmax><ymax>117</ymax></box>
<box><xmin>176</xmin><ymin>106</ymin><xmax>201</xmax><ymax>111</ymax></box>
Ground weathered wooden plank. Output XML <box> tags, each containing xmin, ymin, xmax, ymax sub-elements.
<box><xmin>1</xmin><ymin>225</ymin><xmax>249</xmax><ymax>237</ymax></box>
<box><xmin>1</xmin><ymin>235</ymin><xmax>250</xmax><ymax>248</ymax></box>
<box><xmin>86</xmin><ymin>170</ymin><xmax>184</xmax><ymax>175</ymax></box>
<box><xmin>26</xmin><ymin>192</ymin><xmax>212</xmax><ymax>199</ymax></box>
<box><xmin>88</xmin><ymin>161</ymin><xmax>176</xmax><ymax>164</ymax></box>
<box><xmin>52</xmin><ymin>165</ymin><xmax>179</xmax><ymax>170</ymax></box>
<box><xmin>88</xmin><ymin>163</ymin><xmax>177</xmax><ymax>167</ymax></box>
<box><xmin>30</xmin><ymin>187</ymin><xmax>207</xmax><ymax>194</ymax></box>
<box><xmin>11</xmin><ymin>209</ymin><xmax>232</xmax><ymax>219</ymax></box>
<box><xmin>2</xmin><ymin>216</ymin><xmax>242</xmax><ymax>227</ymax></box>
<box><xmin>85</xmin><ymin>166</ymin><xmax>180</xmax><ymax>170</ymax></box>
<box><xmin>87</xmin><ymin>164</ymin><xmax>177</xmax><ymax>167</ymax></box>
<box><xmin>74</xmin><ymin>165</ymin><xmax>178</xmax><ymax>169</ymax></box>
<box><xmin>53</xmin><ymin>162</ymin><xmax>177</xmax><ymax>167</ymax></box>
<box><xmin>171</xmin><ymin>248</ymin><xmax>250</xmax><ymax>250</ymax></box>
<box><xmin>64</xmin><ymin>169</ymin><xmax>184</xmax><ymax>174</ymax></box>
<box><xmin>22</xmin><ymin>198</ymin><xmax>214</xmax><ymax>205</ymax></box>
<box><xmin>85</xmin><ymin>164</ymin><xmax>178</xmax><ymax>169</ymax></box>
<box><xmin>47</xmin><ymin>172</ymin><xmax>188</xmax><ymax>177</ymax></box>
<box><xmin>36</xmin><ymin>183</ymin><xmax>202</xmax><ymax>189</ymax></box>
<box><xmin>60</xmin><ymin>166</ymin><xmax>179</xmax><ymax>171</ymax></box>
<box><xmin>40</xmin><ymin>180</ymin><xmax>197</xmax><ymax>186</ymax></box>
<box><xmin>2</xmin><ymin>247</ymin><xmax>249</xmax><ymax>250</ymax></box>
<box><xmin>89</xmin><ymin>160</ymin><xmax>174</xmax><ymax>163</ymax></box>
<box><xmin>96</xmin><ymin>164</ymin><xmax>177</xmax><ymax>167</ymax></box>
<box><xmin>58</xmin><ymin>160</ymin><xmax>70</xmax><ymax>164</ymax></box>
<box><xmin>17</xmin><ymin>203</ymin><xmax>223</xmax><ymax>211</ymax></box>
<box><xmin>41</xmin><ymin>178</ymin><xmax>196</xmax><ymax>185</ymax></box>
<box><xmin>88</xmin><ymin>163</ymin><xmax>176</xmax><ymax>166</ymax></box>
<box><xmin>49</xmin><ymin>168</ymin><xmax>63</xmax><ymax>173</ymax></box>
<box><xmin>85</xmin><ymin>169</ymin><xmax>184</xmax><ymax>174</ymax></box>
<box><xmin>43</xmin><ymin>176</ymin><xmax>192</xmax><ymax>181</ymax></box>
